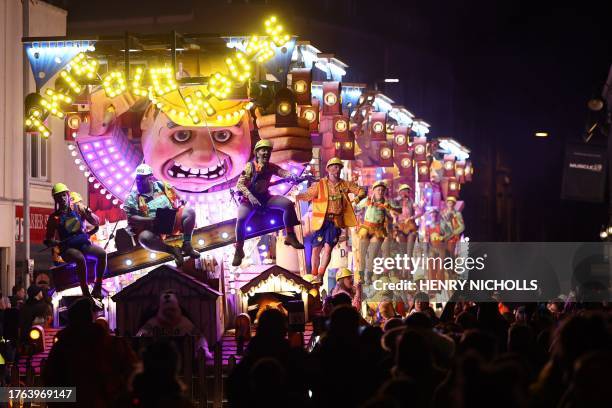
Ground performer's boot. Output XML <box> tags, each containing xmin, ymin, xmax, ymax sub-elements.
<box><xmin>169</xmin><ymin>246</ymin><xmax>184</xmax><ymax>267</ymax></box>
<box><xmin>181</xmin><ymin>241</ymin><xmax>200</xmax><ymax>259</ymax></box>
<box><xmin>91</xmin><ymin>281</ymin><xmax>103</xmax><ymax>300</ymax></box>
<box><xmin>284</xmin><ymin>232</ymin><xmax>305</xmax><ymax>249</ymax></box>
<box><xmin>232</xmin><ymin>243</ymin><xmax>245</xmax><ymax>267</ymax></box>
<box><xmin>89</xmin><ymin>296</ymin><xmax>104</xmax><ymax>311</ymax></box>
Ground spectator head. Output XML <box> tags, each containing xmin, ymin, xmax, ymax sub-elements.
<box><xmin>330</xmin><ymin>292</ymin><xmax>352</xmax><ymax>308</ymax></box>
<box><xmin>94</xmin><ymin>316</ymin><xmax>110</xmax><ymax>334</ymax></box>
<box><xmin>507</xmin><ymin>323</ymin><xmax>534</xmax><ymax>354</ymax></box>
<box><xmin>547</xmin><ymin>298</ymin><xmax>564</xmax><ymax>316</ymax></box>
<box><xmin>12</xmin><ymin>285</ymin><xmax>25</xmax><ymax>299</ymax></box>
<box><xmin>404</xmin><ymin>312</ymin><xmax>433</xmax><ymax>330</ymax></box>
<box><xmin>456</xmin><ymin>310</ymin><xmax>478</xmax><ymax>330</ymax></box>
<box><xmin>248</xmin><ymin>357</ymin><xmax>286</xmax><ymax>394</ymax></box>
<box><xmin>256</xmin><ymin>308</ymin><xmax>288</xmax><ymax>340</ymax></box>
<box><xmin>67</xmin><ymin>297</ymin><xmax>94</xmax><ymax>327</ymax></box>
<box><xmin>360</xmin><ymin>325</ymin><xmax>384</xmax><ymax>357</ymax></box>
<box><xmin>414</xmin><ymin>292</ymin><xmax>430</xmax><ymax>312</ymax></box>
<box><xmin>383</xmin><ymin>317</ymin><xmax>403</xmax><ymax>332</ymax></box>
<box><xmin>458</xmin><ymin>329</ymin><xmax>498</xmax><ymax>361</ymax></box>
<box><xmin>552</xmin><ymin>311</ymin><xmax>611</xmax><ymax>371</ymax></box>
<box><xmin>378</xmin><ymin>301</ymin><xmax>396</xmax><ymax>322</ymax></box>
<box><xmin>27</xmin><ymin>285</ymin><xmax>43</xmax><ymax>301</ymax></box>
<box><xmin>568</xmin><ymin>350</ymin><xmax>612</xmax><ymax>407</ymax></box>
<box><xmin>458</xmin><ymin>353</ymin><xmax>528</xmax><ymax>408</ymax></box>
<box><xmin>381</xmin><ymin>326</ymin><xmax>405</xmax><ymax>354</ymax></box>
<box><xmin>329</xmin><ymin>305</ymin><xmax>360</xmax><ymax>337</ymax></box>
<box><xmin>394</xmin><ymin>329</ymin><xmax>434</xmax><ymax>377</ymax></box>
<box><xmin>514</xmin><ymin>306</ymin><xmax>528</xmax><ymax>323</ymax></box>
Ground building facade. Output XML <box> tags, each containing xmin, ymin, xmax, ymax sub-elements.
<box><xmin>0</xmin><ymin>0</ymin><xmax>87</xmax><ymax>293</ymax></box>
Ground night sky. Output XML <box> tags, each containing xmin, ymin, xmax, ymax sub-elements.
<box><xmin>49</xmin><ymin>0</ymin><xmax>612</xmax><ymax>241</ymax></box>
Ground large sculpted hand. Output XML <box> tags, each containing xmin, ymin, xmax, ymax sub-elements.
<box><xmin>255</xmin><ymin>109</ymin><xmax>313</xmax><ymax>164</ymax></box>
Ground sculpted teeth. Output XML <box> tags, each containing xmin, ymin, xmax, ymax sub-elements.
<box><xmin>166</xmin><ymin>159</ymin><xmax>228</xmax><ymax>180</ymax></box>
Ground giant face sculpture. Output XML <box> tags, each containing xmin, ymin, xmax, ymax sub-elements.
<box><xmin>142</xmin><ymin>108</ymin><xmax>252</xmax><ymax>193</ymax></box>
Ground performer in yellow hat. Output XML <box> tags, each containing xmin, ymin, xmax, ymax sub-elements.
<box><xmin>44</xmin><ymin>183</ymin><xmax>105</xmax><ymax>308</ymax></box>
<box><xmin>355</xmin><ymin>181</ymin><xmax>401</xmax><ymax>284</ymax></box>
<box><xmin>441</xmin><ymin>196</ymin><xmax>465</xmax><ymax>256</ymax></box>
<box><xmin>123</xmin><ymin>163</ymin><xmax>200</xmax><ymax>267</ymax></box>
<box><xmin>232</xmin><ymin>140</ymin><xmax>304</xmax><ymax>266</ymax></box>
<box><xmin>393</xmin><ymin>184</ymin><xmax>421</xmax><ymax>268</ymax></box>
<box><xmin>425</xmin><ymin>208</ymin><xmax>447</xmax><ymax>284</ymax></box>
<box><xmin>296</xmin><ymin>157</ymin><xmax>365</xmax><ymax>279</ymax></box>
<box><xmin>331</xmin><ymin>267</ymin><xmax>362</xmax><ymax>309</ymax></box>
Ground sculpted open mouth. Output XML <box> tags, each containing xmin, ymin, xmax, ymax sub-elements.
<box><xmin>165</xmin><ymin>158</ymin><xmax>231</xmax><ymax>180</ymax></box>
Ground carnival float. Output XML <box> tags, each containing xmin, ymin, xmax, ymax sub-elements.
<box><xmin>22</xmin><ymin>15</ymin><xmax>472</xmax><ymax>364</ymax></box>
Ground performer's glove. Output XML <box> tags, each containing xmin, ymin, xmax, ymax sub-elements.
<box><xmin>248</xmin><ymin>194</ymin><xmax>262</xmax><ymax>207</ymax></box>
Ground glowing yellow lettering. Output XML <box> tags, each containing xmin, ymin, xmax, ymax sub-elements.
<box><xmin>102</xmin><ymin>71</ymin><xmax>127</xmax><ymax>98</ymax></box>
<box><xmin>208</xmin><ymin>72</ymin><xmax>232</xmax><ymax>100</ymax></box>
<box><xmin>225</xmin><ymin>52</ymin><xmax>252</xmax><ymax>83</ymax></box>
<box><xmin>149</xmin><ymin>67</ymin><xmax>177</xmax><ymax>96</ymax></box>
<box><xmin>130</xmin><ymin>67</ymin><xmax>147</xmax><ymax>97</ymax></box>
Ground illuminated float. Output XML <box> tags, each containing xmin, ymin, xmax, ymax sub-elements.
<box><xmin>23</xmin><ymin>15</ymin><xmax>472</xmax><ymax>335</ymax></box>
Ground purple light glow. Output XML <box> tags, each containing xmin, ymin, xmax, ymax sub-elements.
<box><xmin>114</xmin><ymin>173</ymin><xmax>122</xmax><ymax>180</ymax></box>
<box><xmin>99</xmin><ymin>171</ymin><xmax>107</xmax><ymax>177</ymax></box>
<box><xmin>118</xmin><ymin>161</ymin><xmax>126</xmax><ymax>166</ymax></box>
<box><xmin>122</xmin><ymin>180</ymin><xmax>130</xmax><ymax>186</ymax></box>
<box><xmin>102</xmin><ymin>158</ymin><xmax>110</xmax><ymax>165</ymax></box>
<box><xmin>108</xmin><ymin>147</ymin><xmax>116</xmax><ymax>153</ymax></box>
<box><xmin>270</xmin><ymin>219</ymin><xmax>276</xmax><ymax>225</ymax></box>
<box><xmin>104</xmin><ymin>139</ymin><xmax>112</xmax><ymax>146</ymax></box>
<box><xmin>106</xmin><ymin>179</ymin><xmax>114</xmax><ymax>186</ymax></box>
<box><xmin>246</xmin><ymin>226</ymin><xmax>252</xmax><ymax>232</ymax></box>
<box><xmin>93</xmin><ymin>142</ymin><xmax>101</xmax><ymax>148</ymax></box>
<box><xmin>86</xmin><ymin>153</ymin><xmax>94</xmax><ymax>160</ymax></box>
<box><xmin>109</xmin><ymin>166</ymin><xmax>116</xmax><ymax>172</ymax></box>
<box><xmin>82</xmin><ymin>144</ymin><xmax>91</xmax><ymax>151</ymax></box>
<box><xmin>114</xmin><ymin>186</ymin><xmax>123</xmax><ymax>193</ymax></box>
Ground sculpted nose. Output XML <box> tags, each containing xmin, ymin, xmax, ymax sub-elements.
<box><xmin>187</xmin><ymin>132</ymin><xmax>215</xmax><ymax>163</ymax></box>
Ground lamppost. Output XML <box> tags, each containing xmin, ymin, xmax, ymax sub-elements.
<box><xmin>22</xmin><ymin>0</ymin><xmax>31</xmax><ymax>288</ymax></box>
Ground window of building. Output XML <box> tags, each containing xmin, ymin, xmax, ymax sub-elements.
<box><xmin>30</xmin><ymin>134</ymin><xmax>48</xmax><ymax>181</ymax></box>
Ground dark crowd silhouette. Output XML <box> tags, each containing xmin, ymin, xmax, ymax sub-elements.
<box><xmin>227</xmin><ymin>292</ymin><xmax>611</xmax><ymax>408</ymax></box>
<box><xmin>1</xmin><ymin>282</ymin><xmax>611</xmax><ymax>407</ymax></box>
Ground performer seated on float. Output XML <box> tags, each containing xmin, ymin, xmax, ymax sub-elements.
<box><xmin>441</xmin><ymin>196</ymin><xmax>465</xmax><ymax>256</ymax></box>
<box><xmin>356</xmin><ymin>181</ymin><xmax>401</xmax><ymax>284</ymax></box>
<box><xmin>123</xmin><ymin>164</ymin><xmax>199</xmax><ymax>267</ymax></box>
<box><xmin>296</xmin><ymin>157</ymin><xmax>365</xmax><ymax>280</ymax></box>
<box><xmin>233</xmin><ymin>139</ymin><xmax>304</xmax><ymax>266</ymax></box>
<box><xmin>44</xmin><ymin>183</ymin><xmax>105</xmax><ymax>308</ymax></box>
